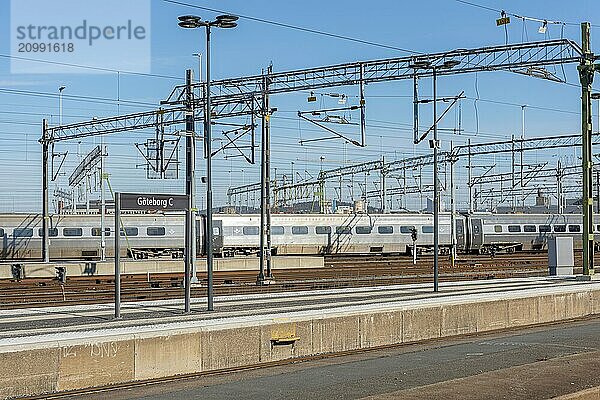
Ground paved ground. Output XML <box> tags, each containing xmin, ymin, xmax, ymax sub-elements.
<box><xmin>65</xmin><ymin>317</ymin><xmax>600</xmax><ymax>400</ymax></box>
<box><xmin>1</xmin><ymin>277</ymin><xmax>593</xmax><ymax>339</ymax></box>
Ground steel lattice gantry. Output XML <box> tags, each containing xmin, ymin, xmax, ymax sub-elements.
<box><xmin>39</xmin><ymin>37</ymin><xmax>592</xmax><ymax>272</ymax></box>
<box><xmin>43</xmin><ymin>39</ymin><xmax>583</xmax><ymax>143</ymax></box>
<box><xmin>228</xmin><ymin>131</ymin><xmax>600</xmax><ymax>202</ymax></box>
<box><xmin>162</xmin><ymin>39</ymin><xmax>583</xmax><ymax>107</ymax></box>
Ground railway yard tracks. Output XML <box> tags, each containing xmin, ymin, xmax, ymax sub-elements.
<box><xmin>0</xmin><ymin>253</ymin><xmax>583</xmax><ymax>309</ymax></box>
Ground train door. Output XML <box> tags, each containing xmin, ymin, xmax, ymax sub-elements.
<box><xmin>470</xmin><ymin>218</ymin><xmax>483</xmax><ymax>252</ymax></box>
<box><xmin>456</xmin><ymin>219</ymin><xmax>466</xmax><ymax>252</ymax></box>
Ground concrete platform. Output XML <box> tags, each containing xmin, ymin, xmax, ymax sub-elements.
<box><xmin>0</xmin><ymin>255</ymin><xmax>325</xmax><ymax>279</ymax></box>
<box><xmin>1</xmin><ymin>277</ymin><xmax>600</xmax><ymax>399</ymax></box>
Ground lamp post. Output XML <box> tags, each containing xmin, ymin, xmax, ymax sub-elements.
<box><xmin>178</xmin><ymin>14</ymin><xmax>238</xmax><ymax>312</ymax></box>
<box><xmin>410</xmin><ymin>59</ymin><xmax>460</xmax><ymax>292</ymax></box>
<box><xmin>192</xmin><ymin>53</ymin><xmax>202</xmax><ymax>83</ymax></box>
<box><xmin>58</xmin><ymin>86</ymin><xmax>66</xmax><ymax>126</ymax></box>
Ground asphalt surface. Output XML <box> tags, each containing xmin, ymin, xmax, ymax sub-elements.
<box><xmin>64</xmin><ymin>317</ymin><xmax>600</xmax><ymax>400</ymax></box>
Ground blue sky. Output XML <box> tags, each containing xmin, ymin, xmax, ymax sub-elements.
<box><xmin>0</xmin><ymin>0</ymin><xmax>599</xmax><ymax>212</ymax></box>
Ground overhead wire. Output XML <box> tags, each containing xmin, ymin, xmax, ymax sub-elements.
<box><xmin>453</xmin><ymin>0</ymin><xmax>600</xmax><ymax>28</ymax></box>
<box><xmin>0</xmin><ymin>54</ymin><xmax>182</xmax><ymax>80</ymax></box>
<box><xmin>161</xmin><ymin>0</ymin><xmax>421</xmax><ymax>55</ymax></box>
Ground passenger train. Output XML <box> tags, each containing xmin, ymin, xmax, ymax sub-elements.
<box><xmin>0</xmin><ymin>211</ymin><xmax>597</xmax><ymax>260</ymax></box>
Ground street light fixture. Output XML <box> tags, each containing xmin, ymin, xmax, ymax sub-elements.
<box><xmin>411</xmin><ymin>59</ymin><xmax>461</xmax><ymax>293</ymax></box>
<box><xmin>179</xmin><ymin>14</ymin><xmax>238</xmax><ymax>312</ymax></box>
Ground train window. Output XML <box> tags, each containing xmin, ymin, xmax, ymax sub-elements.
<box><xmin>316</xmin><ymin>226</ymin><xmax>332</xmax><ymax>235</ymax></box>
<box><xmin>336</xmin><ymin>226</ymin><xmax>352</xmax><ymax>234</ymax></box>
<box><xmin>523</xmin><ymin>225</ymin><xmax>536</xmax><ymax>232</ymax></box>
<box><xmin>38</xmin><ymin>228</ymin><xmax>58</xmax><ymax>237</ymax></box>
<box><xmin>508</xmin><ymin>225</ymin><xmax>521</xmax><ymax>233</ymax></box>
<box><xmin>554</xmin><ymin>225</ymin><xmax>566</xmax><ymax>233</ymax></box>
<box><xmin>147</xmin><ymin>227</ymin><xmax>166</xmax><ymax>236</ymax></box>
<box><xmin>597</xmin><ymin>225</ymin><xmax>600</xmax><ymax>232</ymax></box>
<box><xmin>494</xmin><ymin>225</ymin><xmax>502</xmax><ymax>233</ymax></box>
<box><xmin>400</xmin><ymin>226</ymin><xmax>415</xmax><ymax>234</ymax></box>
<box><xmin>0</xmin><ymin>228</ymin><xmax>4</xmax><ymax>236</ymax></box>
<box><xmin>91</xmin><ymin>228</ymin><xmax>111</xmax><ymax>237</ymax></box>
<box><xmin>356</xmin><ymin>226</ymin><xmax>372</xmax><ymax>234</ymax></box>
<box><xmin>292</xmin><ymin>226</ymin><xmax>309</xmax><ymax>235</ymax></box>
<box><xmin>568</xmin><ymin>225</ymin><xmax>581</xmax><ymax>233</ymax></box>
<box><xmin>13</xmin><ymin>228</ymin><xmax>33</xmax><ymax>237</ymax></box>
<box><xmin>120</xmin><ymin>227</ymin><xmax>139</xmax><ymax>237</ymax></box>
<box><xmin>63</xmin><ymin>228</ymin><xmax>83</xmax><ymax>237</ymax></box>
<box><xmin>539</xmin><ymin>225</ymin><xmax>551</xmax><ymax>233</ymax></box>
<box><xmin>422</xmin><ymin>226</ymin><xmax>434</xmax><ymax>234</ymax></box>
<box><xmin>271</xmin><ymin>226</ymin><xmax>285</xmax><ymax>235</ymax></box>
<box><xmin>378</xmin><ymin>226</ymin><xmax>394</xmax><ymax>234</ymax></box>
<box><xmin>242</xmin><ymin>226</ymin><xmax>259</xmax><ymax>235</ymax></box>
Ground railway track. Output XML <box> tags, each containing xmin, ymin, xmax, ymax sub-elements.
<box><xmin>0</xmin><ymin>253</ymin><xmax>584</xmax><ymax>309</ymax></box>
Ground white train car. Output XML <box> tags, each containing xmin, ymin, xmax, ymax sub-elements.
<box><xmin>0</xmin><ymin>213</ymin><xmax>184</xmax><ymax>259</ymax></box>
<box><xmin>214</xmin><ymin>213</ymin><xmax>455</xmax><ymax>256</ymax></box>
<box><xmin>467</xmin><ymin>213</ymin><xmax>600</xmax><ymax>254</ymax></box>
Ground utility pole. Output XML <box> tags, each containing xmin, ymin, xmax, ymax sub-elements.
<box><xmin>432</xmin><ymin>66</ymin><xmax>439</xmax><ymax>292</ymax></box>
<box><xmin>468</xmin><ymin>138</ymin><xmax>473</xmax><ymax>213</ymax></box>
<box><xmin>381</xmin><ymin>156</ymin><xmax>387</xmax><ymax>213</ymax></box>
<box><xmin>42</xmin><ymin>119</ymin><xmax>49</xmax><ymax>263</ymax></box>
<box><xmin>100</xmin><ymin>142</ymin><xmax>106</xmax><ymax>261</ymax></box>
<box><xmin>184</xmin><ymin>69</ymin><xmax>195</xmax><ymax>312</ymax></box>
<box><xmin>597</xmin><ymin>170</ymin><xmax>600</xmax><ymax>214</ymax></box>
<box><xmin>521</xmin><ymin>106</ymin><xmax>526</xmax><ymax>210</ymax></box>
<box><xmin>578</xmin><ymin>22</ymin><xmax>598</xmax><ymax>276</ymax></box>
<box><xmin>557</xmin><ymin>160</ymin><xmax>564</xmax><ymax>214</ymax></box>
<box><xmin>258</xmin><ymin>66</ymin><xmax>273</xmax><ymax>283</ymax></box>
<box><xmin>450</xmin><ymin>141</ymin><xmax>456</xmax><ymax>268</ymax></box>
<box><xmin>265</xmin><ymin>65</ymin><xmax>273</xmax><ymax>280</ymax></box>
<box><xmin>511</xmin><ymin>134</ymin><xmax>516</xmax><ymax>211</ymax></box>
<box><xmin>59</xmin><ymin>86</ymin><xmax>65</xmax><ymax>126</ymax></box>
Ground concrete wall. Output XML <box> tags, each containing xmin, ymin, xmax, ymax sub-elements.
<box><xmin>2</xmin><ymin>286</ymin><xmax>600</xmax><ymax>399</ymax></box>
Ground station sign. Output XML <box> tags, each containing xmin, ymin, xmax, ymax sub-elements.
<box><xmin>119</xmin><ymin>193</ymin><xmax>188</xmax><ymax>211</ymax></box>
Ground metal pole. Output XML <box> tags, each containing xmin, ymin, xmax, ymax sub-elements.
<box><xmin>413</xmin><ymin>239</ymin><xmax>417</xmax><ymax>265</ymax></box>
<box><xmin>433</xmin><ymin>66</ymin><xmax>439</xmax><ymax>292</ymax></box>
<box><xmin>203</xmin><ymin>26</ymin><xmax>215</xmax><ymax>310</ymax></box>
<box><xmin>59</xmin><ymin>89</ymin><xmax>63</xmax><ymax>126</ymax></box>
<box><xmin>557</xmin><ymin>160</ymin><xmax>563</xmax><ymax>214</ymax></box>
<box><xmin>468</xmin><ymin>138</ymin><xmax>473</xmax><ymax>214</ymax></box>
<box><xmin>190</xmin><ymin>61</ymin><xmax>200</xmax><ymax>285</ymax></box>
<box><xmin>114</xmin><ymin>192</ymin><xmax>121</xmax><ymax>319</ymax></box>
<box><xmin>511</xmin><ymin>135</ymin><xmax>516</xmax><ymax>211</ymax></box>
<box><xmin>42</xmin><ymin>119</ymin><xmax>49</xmax><ymax>262</ymax></box>
<box><xmin>450</xmin><ymin>141</ymin><xmax>456</xmax><ymax>268</ymax></box>
<box><xmin>359</xmin><ymin>64</ymin><xmax>366</xmax><ymax>147</ymax></box>
<box><xmin>265</xmin><ymin>67</ymin><xmax>273</xmax><ymax>279</ymax></box>
<box><xmin>381</xmin><ymin>156</ymin><xmax>387</xmax><ymax>213</ymax></box>
<box><xmin>184</xmin><ymin>69</ymin><xmax>194</xmax><ymax>313</ymax></box>
<box><xmin>413</xmin><ymin>75</ymin><xmax>419</xmax><ymax>144</ymax></box>
<box><xmin>258</xmin><ymin>71</ymin><xmax>267</xmax><ymax>283</ymax></box>
<box><xmin>597</xmin><ymin>170</ymin><xmax>600</xmax><ymax>214</ymax></box>
<box><xmin>521</xmin><ymin>106</ymin><xmax>525</xmax><ymax>209</ymax></box>
<box><xmin>100</xmin><ymin>144</ymin><xmax>106</xmax><ymax>261</ymax></box>
<box><xmin>579</xmin><ymin>22</ymin><xmax>596</xmax><ymax>276</ymax></box>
